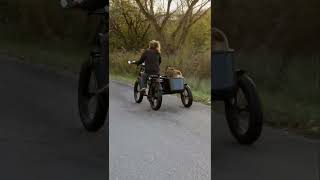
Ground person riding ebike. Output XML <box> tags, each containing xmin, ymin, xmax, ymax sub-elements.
<box><xmin>133</xmin><ymin>40</ymin><xmax>162</xmax><ymax>93</ymax></box>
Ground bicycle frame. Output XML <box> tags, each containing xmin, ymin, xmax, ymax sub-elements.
<box><xmin>89</xmin><ymin>8</ymin><xmax>109</xmax><ymax>94</ymax></box>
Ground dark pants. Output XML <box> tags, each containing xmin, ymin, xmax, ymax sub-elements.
<box><xmin>140</xmin><ymin>73</ymin><xmax>148</xmax><ymax>88</ymax></box>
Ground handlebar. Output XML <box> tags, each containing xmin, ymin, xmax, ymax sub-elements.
<box><xmin>60</xmin><ymin>0</ymin><xmax>81</xmax><ymax>9</ymax></box>
<box><xmin>128</xmin><ymin>60</ymin><xmax>135</xmax><ymax>65</ymax></box>
<box><xmin>128</xmin><ymin>60</ymin><xmax>145</xmax><ymax>66</ymax></box>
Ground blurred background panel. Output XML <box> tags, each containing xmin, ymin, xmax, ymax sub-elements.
<box><xmin>214</xmin><ymin>0</ymin><xmax>320</xmax><ymax>135</ymax></box>
<box><xmin>0</xmin><ymin>0</ymin><xmax>101</xmax><ymax>71</ymax></box>
<box><xmin>0</xmin><ymin>1</ymin><xmax>108</xmax><ymax>179</ymax></box>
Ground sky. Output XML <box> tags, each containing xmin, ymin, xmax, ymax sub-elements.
<box><xmin>153</xmin><ymin>0</ymin><xmax>211</xmax><ymax>13</ymax></box>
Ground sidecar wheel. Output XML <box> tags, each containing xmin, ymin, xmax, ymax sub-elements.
<box><xmin>225</xmin><ymin>74</ymin><xmax>263</xmax><ymax>145</ymax></box>
<box><xmin>134</xmin><ymin>81</ymin><xmax>143</xmax><ymax>103</ymax></box>
<box><xmin>181</xmin><ymin>85</ymin><xmax>193</xmax><ymax>108</ymax></box>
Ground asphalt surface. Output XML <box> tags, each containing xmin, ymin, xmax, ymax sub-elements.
<box><xmin>109</xmin><ymin>79</ymin><xmax>320</xmax><ymax>180</ymax></box>
<box><xmin>1</xmin><ymin>55</ymin><xmax>319</xmax><ymax>180</ymax></box>
<box><xmin>213</xmin><ymin>104</ymin><xmax>320</xmax><ymax>179</ymax></box>
<box><xmin>109</xmin><ymin>81</ymin><xmax>211</xmax><ymax>180</ymax></box>
<box><xmin>0</xmin><ymin>57</ymin><xmax>107</xmax><ymax>180</ymax></box>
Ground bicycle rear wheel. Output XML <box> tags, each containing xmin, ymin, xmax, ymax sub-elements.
<box><xmin>78</xmin><ymin>59</ymin><xmax>107</xmax><ymax>132</ymax></box>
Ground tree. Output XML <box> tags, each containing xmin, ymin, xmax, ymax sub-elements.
<box><xmin>187</xmin><ymin>9</ymin><xmax>211</xmax><ymax>53</ymax></box>
<box><xmin>134</xmin><ymin>0</ymin><xmax>210</xmax><ymax>55</ymax></box>
<box><xmin>110</xmin><ymin>0</ymin><xmax>151</xmax><ymax>50</ymax></box>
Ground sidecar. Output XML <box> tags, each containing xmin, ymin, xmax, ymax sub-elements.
<box><xmin>160</xmin><ymin>76</ymin><xmax>193</xmax><ymax>108</ymax></box>
<box><xmin>212</xmin><ymin>28</ymin><xmax>263</xmax><ymax>145</ymax></box>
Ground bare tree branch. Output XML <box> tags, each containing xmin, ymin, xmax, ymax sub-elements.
<box><xmin>133</xmin><ymin>0</ymin><xmax>210</xmax><ymax>54</ymax></box>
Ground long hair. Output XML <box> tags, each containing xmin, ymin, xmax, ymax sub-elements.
<box><xmin>149</xmin><ymin>40</ymin><xmax>161</xmax><ymax>53</ymax></box>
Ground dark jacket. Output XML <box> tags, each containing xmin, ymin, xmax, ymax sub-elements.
<box><xmin>137</xmin><ymin>49</ymin><xmax>162</xmax><ymax>75</ymax></box>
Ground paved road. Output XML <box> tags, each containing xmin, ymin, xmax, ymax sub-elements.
<box><xmin>109</xmin><ymin>81</ymin><xmax>211</xmax><ymax>180</ymax></box>
<box><xmin>0</xmin><ymin>57</ymin><xmax>107</xmax><ymax>180</ymax></box>
<box><xmin>1</xmin><ymin>55</ymin><xmax>319</xmax><ymax>180</ymax></box>
<box><xmin>213</xmin><ymin>103</ymin><xmax>320</xmax><ymax>180</ymax></box>
<box><xmin>110</xmin><ymin>81</ymin><xmax>320</xmax><ymax>180</ymax></box>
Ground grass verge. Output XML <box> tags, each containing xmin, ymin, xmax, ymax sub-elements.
<box><xmin>0</xmin><ymin>38</ymin><xmax>89</xmax><ymax>73</ymax></box>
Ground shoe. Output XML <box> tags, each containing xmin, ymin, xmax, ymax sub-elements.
<box><xmin>140</xmin><ymin>88</ymin><xmax>146</xmax><ymax>92</ymax></box>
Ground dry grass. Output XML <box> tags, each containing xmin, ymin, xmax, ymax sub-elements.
<box><xmin>235</xmin><ymin>51</ymin><xmax>320</xmax><ymax>136</ymax></box>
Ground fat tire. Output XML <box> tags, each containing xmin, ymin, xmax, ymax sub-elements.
<box><xmin>134</xmin><ymin>80</ymin><xmax>143</xmax><ymax>103</ymax></box>
<box><xmin>225</xmin><ymin>74</ymin><xmax>263</xmax><ymax>145</ymax></box>
<box><xmin>149</xmin><ymin>84</ymin><xmax>162</xmax><ymax>110</ymax></box>
<box><xmin>78</xmin><ymin>59</ymin><xmax>107</xmax><ymax>132</ymax></box>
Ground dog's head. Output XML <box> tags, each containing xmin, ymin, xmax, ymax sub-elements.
<box><xmin>165</xmin><ymin>66</ymin><xmax>174</xmax><ymax>72</ymax></box>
